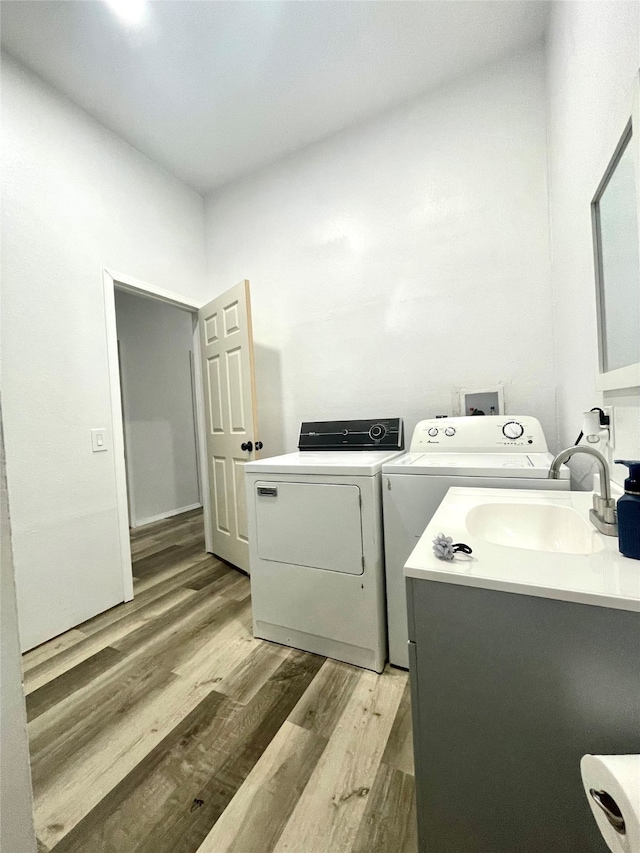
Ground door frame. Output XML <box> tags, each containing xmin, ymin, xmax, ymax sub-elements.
<box><xmin>103</xmin><ymin>268</ymin><xmax>213</xmax><ymax>601</ymax></box>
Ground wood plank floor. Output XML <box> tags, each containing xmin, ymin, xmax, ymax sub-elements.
<box><xmin>23</xmin><ymin>509</ymin><xmax>417</xmax><ymax>853</ymax></box>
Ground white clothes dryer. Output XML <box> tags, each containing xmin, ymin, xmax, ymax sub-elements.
<box><xmin>245</xmin><ymin>418</ymin><xmax>404</xmax><ymax>673</ymax></box>
<box><xmin>382</xmin><ymin>416</ymin><xmax>571</xmax><ymax>668</ymax></box>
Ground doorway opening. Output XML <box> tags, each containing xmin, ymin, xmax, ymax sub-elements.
<box><xmin>115</xmin><ymin>289</ymin><xmax>202</xmax><ymax>530</ymax></box>
<box><xmin>105</xmin><ymin>270</ymin><xmax>258</xmax><ymax>598</ymax></box>
<box><xmin>103</xmin><ymin>270</ymin><xmax>213</xmax><ymax>600</ymax></box>
<box><xmin>114</xmin><ymin>287</ymin><xmax>209</xmax><ymax>580</ymax></box>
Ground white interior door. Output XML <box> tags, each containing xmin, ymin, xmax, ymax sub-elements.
<box><xmin>199</xmin><ymin>280</ymin><xmax>259</xmax><ymax>572</ymax></box>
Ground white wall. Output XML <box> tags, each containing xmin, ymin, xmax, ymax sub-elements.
<box><xmin>204</xmin><ymin>47</ymin><xmax>557</xmax><ymax>456</ymax></box>
<box><xmin>115</xmin><ymin>291</ymin><xmax>200</xmax><ymax>526</ymax></box>
<box><xmin>1</xmin><ymin>54</ymin><xmax>208</xmax><ymax>650</ymax></box>
<box><xmin>0</xmin><ymin>406</ymin><xmax>37</xmax><ymax>853</ymax></box>
<box><xmin>545</xmin><ymin>1</ymin><xmax>640</xmax><ymax>488</ymax></box>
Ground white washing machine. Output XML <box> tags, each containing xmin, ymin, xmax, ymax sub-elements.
<box><xmin>382</xmin><ymin>415</ymin><xmax>571</xmax><ymax>669</ymax></box>
<box><xmin>245</xmin><ymin>418</ymin><xmax>404</xmax><ymax>673</ymax></box>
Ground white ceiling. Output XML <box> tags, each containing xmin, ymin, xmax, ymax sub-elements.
<box><xmin>1</xmin><ymin>1</ymin><xmax>549</xmax><ymax>194</ymax></box>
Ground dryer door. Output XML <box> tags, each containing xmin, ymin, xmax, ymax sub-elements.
<box><xmin>255</xmin><ymin>481</ymin><xmax>364</xmax><ymax>574</ymax></box>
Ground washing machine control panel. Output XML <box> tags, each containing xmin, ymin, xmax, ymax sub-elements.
<box><xmin>410</xmin><ymin>416</ymin><xmax>549</xmax><ymax>453</ymax></box>
<box><xmin>299</xmin><ymin>418</ymin><xmax>404</xmax><ymax>451</ymax></box>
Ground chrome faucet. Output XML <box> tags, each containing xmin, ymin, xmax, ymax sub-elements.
<box><xmin>548</xmin><ymin>445</ymin><xmax>618</xmax><ymax>536</ymax></box>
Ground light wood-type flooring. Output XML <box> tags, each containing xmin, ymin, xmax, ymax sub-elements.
<box><xmin>23</xmin><ymin>508</ymin><xmax>417</xmax><ymax>853</ymax></box>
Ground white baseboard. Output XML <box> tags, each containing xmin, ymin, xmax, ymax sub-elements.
<box><xmin>133</xmin><ymin>503</ymin><xmax>203</xmax><ymax>529</ymax></box>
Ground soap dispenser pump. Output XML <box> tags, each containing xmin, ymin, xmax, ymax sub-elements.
<box><xmin>614</xmin><ymin>460</ymin><xmax>640</xmax><ymax>560</ymax></box>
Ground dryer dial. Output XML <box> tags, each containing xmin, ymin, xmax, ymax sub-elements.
<box><xmin>369</xmin><ymin>423</ymin><xmax>387</xmax><ymax>440</ymax></box>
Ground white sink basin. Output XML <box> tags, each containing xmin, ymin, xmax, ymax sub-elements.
<box><xmin>466</xmin><ymin>502</ymin><xmax>605</xmax><ymax>555</ymax></box>
<box><xmin>404</xmin><ymin>488</ymin><xmax>640</xmax><ymax>612</ymax></box>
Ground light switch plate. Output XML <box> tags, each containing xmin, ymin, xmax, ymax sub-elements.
<box><xmin>91</xmin><ymin>428</ymin><xmax>109</xmax><ymax>452</ymax></box>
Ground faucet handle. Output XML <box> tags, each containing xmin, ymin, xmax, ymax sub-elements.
<box><xmin>592</xmin><ymin>494</ymin><xmax>617</xmax><ymax>523</ymax></box>
<box><xmin>591</xmin><ymin>493</ymin><xmax>618</xmax><ymax>532</ymax></box>
<box><xmin>601</xmin><ymin>499</ymin><xmax>617</xmax><ymax>525</ymax></box>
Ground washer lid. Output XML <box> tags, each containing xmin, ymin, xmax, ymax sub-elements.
<box><xmin>245</xmin><ymin>449</ymin><xmax>405</xmax><ymax>476</ymax></box>
<box><xmin>382</xmin><ymin>452</ymin><xmax>570</xmax><ymax>479</ymax></box>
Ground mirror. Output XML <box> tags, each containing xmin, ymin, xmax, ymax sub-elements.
<box><xmin>591</xmin><ymin>76</ymin><xmax>640</xmax><ymax>390</ymax></box>
<box><xmin>593</xmin><ymin>123</ymin><xmax>640</xmax><ymax>373</ymax></box>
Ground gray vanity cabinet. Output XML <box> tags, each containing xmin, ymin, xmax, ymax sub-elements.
<box><xmin>407</xmin><ymin>577</ymin><xmax>640</xmax><ymax>853</ymax></box>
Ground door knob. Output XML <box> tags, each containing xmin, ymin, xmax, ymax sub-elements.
<box><xmin>241</xmin><ymin>441</ymin><xmax>253</xmax><ymax>452</ymax></box>
<box><xmin>255</xmin><ymin>441</ymin><xmax>264</xmax><ymax>451</ymax></box>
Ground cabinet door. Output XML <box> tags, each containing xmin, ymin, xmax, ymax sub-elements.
<box><xmin>255</xmin><ymin>481</ymin><xmax>363</xmax><ymax>575</ymax></box>
<box><xmin>407</xmin><ymin>578</ymin><xmax>640</xmax><ymax>853</ymax></box>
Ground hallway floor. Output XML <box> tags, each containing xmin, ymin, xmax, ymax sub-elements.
<box><xmin>22</xmin><ymin>509</ymin><xmax>416</xmax><ymax>853</ymax></box>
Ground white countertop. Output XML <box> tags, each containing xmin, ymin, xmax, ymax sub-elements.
<box><xmin>404</xmin><ymin>487</ymin><xmax>640</xmax><ymax>611</ymax></box>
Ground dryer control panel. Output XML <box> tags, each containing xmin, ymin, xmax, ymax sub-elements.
<box><xmin>410</xmin><ymin>416</ymin><xmax>548</xmax><ymax>453</ymax></box>
<box><xmin>299</xmin><ymin>418</ymin><xmax>404</xmax><ymax>451</ymax></box>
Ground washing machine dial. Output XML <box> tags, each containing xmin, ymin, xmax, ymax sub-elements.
<box><xmin>502</xmin><ymin>421</ymin><xmax>524</xmax><ymax>440</ymax></box>
<box><xmin>369</xmin><ymin>423</ymin><xmax>387</xmax><ymax>441</ymax></box>
<box><xmin>444</xmin><ymin>427</ymin><xmax>456</xmax><ymax>437</ymax></box>
<box><xmin>427</xmin><ymin>427</ymin><xmax>439</xmax><ymax>437</ymax></box>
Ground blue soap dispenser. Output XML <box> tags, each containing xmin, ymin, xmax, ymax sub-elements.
<box><xmin>615</xmin><ymin>460</ymin><xmax>640</xmax><ymax>560</ymax></box>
